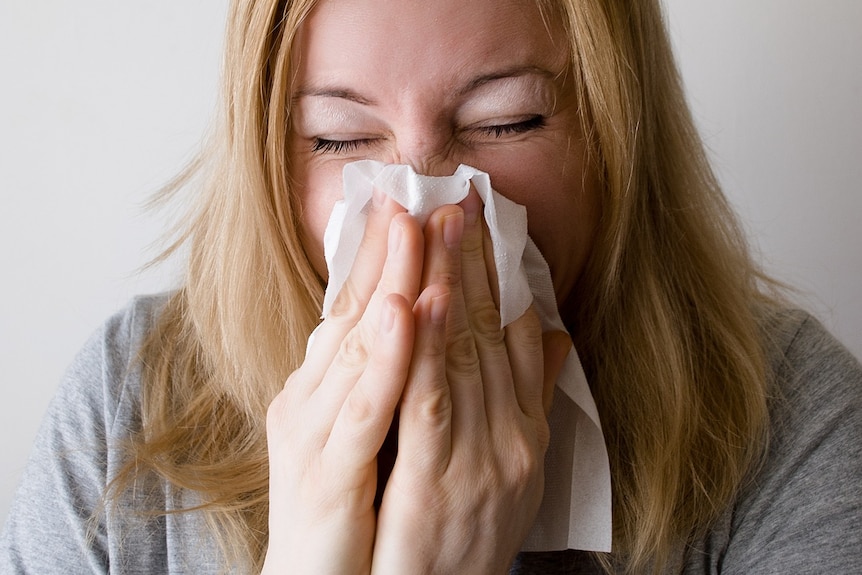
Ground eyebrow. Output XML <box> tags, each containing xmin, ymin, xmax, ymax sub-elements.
<box><xmin>291</xmin><ymin>87</ymin><xmax>374</xmax><ymax>105</ymax></box>
<box><xmin>292</xmin><ymin>65</ymin><xmax>556</xmax><ymax>105</ymax></box>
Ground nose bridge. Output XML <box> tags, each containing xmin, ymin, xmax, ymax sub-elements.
<box><xmin>392</xmin><ymin>120</ymin><xmax>458</xmax><ymax>177</ymax></box>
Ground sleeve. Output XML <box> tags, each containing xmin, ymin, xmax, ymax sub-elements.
<box><xmin>0</xmin><ymin>298</ymin><xmax>158</xmax><ymax>574</ymax></box>
<box><xmin>720</xmin><ymin>313</ymin><xmax>862</xmax><ymax>574</ymax></box>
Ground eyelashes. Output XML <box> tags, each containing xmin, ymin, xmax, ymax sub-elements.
<box><xmin>311</xmin><ymin>115</ymin><xmax>547</xmax><ymax>155</ymax></box>
<box><xmin>311</xmin><ymin>138</ymin><xmax>368</xmax><ymax>154</ymax></box>
<box><xmin>473</xmin><ymin>114</ymin><xmax>546</xmax><ymax>138</ymax></box>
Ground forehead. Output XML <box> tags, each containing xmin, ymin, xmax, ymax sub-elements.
<box><xmin>293</xmin><ymin>0</ymin><xmax>568</xmax><ymax>94</ymax></box>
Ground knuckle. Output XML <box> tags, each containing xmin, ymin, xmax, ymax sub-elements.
<box><xmin>505</xmin><ymin>433</ymin><xmax>543</xmax><ymax>484</ymax></box>
<box><xmin>343</xmin><ymin>385</ymin><xmax>376</xmax><ymax>425</ymax></box>
<box><xmin>328</xmin><ymin>280</ymin><xmax>366</xmax><ymax>323</ymax></box>
<box><xmin>416</xmin><ymin>387</ymin><xmax>452</xmax><ymax>427</ymax></box>
<box><xmin>445</xmin><ymin>330</ymin><xmax>480</xmax><ymax>373</ymax></box>
<box><xmin>266</xmin><ymin>387</ymin><xmax>292</xmax><ymax>436</ymax></box>
<box><xmin>533</xmin><ymin>417</ymin><xmax>551</xmax><ymax>453</ymax></box>
<box><xmin>510</xmin><ymin>307</ymin><xmax>542</xmax><ymax>348</ymax></box>
<box><xmin>469</xmin><ymin>301</ymin><xmax>504</xmax><ymax>343</ymax></box>
<box><xmin>335</xmin><ymin>328</ymin><xmax>371</xmax><ymax>372</ymax></box>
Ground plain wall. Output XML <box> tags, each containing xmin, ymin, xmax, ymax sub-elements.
<box><xmin>1</xmin><ymin>1</ymin><xmax>860</xmax><ymax>522</ymax></box>
<box><xmin>0</xmin><ymin>0</ymin><xmax>230</xmax><ymax>519</ymax></box>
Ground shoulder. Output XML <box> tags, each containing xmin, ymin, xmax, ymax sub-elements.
<box><xmin>761</xmin><ymin>308</ymin><xmax>861</xmax><ymax>455</ymax></box>
<box><xmin>719</xmin><ymin>308</ymin><xmax>862</xmax><ymax>573</ymax></box>
<box><xmin>102</xmin><ymin>292</ymin><xmax>170</xmax><ymax>347</ymax></box>
<box><xmin>59</xmin><ymin>292</ymin><xmax>172</xmax><ymax>432</ymax></box>
<box><xmin>13</xmin><ymin>290</ymin><xmax>173</xmax><ymax>481</ymax></box>
<box><xmin>0</xmin><ymin>293</ymin><xmax>174</xmax><ymax>574</ymax></box>
<box><xmin>95</xmin><ymin>291</ymin><xmax>172</xmax><ymax>371</ymax></box>
<box><xmin>763</xmin><ymin>307</ymin><xmax>861</xmax><ymax>384</ymax></box>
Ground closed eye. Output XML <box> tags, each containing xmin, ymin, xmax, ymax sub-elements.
<box><xmin>310</xmin><ymin>115</ymin><xmax>547</xmax><ymax>154</ymax></box>
<box><xmin>474</xmin><ymin>115</ymin><xmax>546</xmax><ymax>138</ymax></box>
<box><xmin>311</xmin><ymin>138</ymin><xmax>374</xmax><ymax>154</ymax></box>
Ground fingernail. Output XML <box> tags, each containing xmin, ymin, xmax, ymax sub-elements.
<box><xmin>429</xmin><ymin>293</ymin><xmax>449</xmax><ymax>325</ymax></box>
<box><xmin>442</xmin><ymin>212</ymin><xmax>463</xmax><ymax>249</ymax></box>
<box><xmin>389</xmin><ymin>218</ymin><xmax>403</xmax><ymax>254</ymax></box>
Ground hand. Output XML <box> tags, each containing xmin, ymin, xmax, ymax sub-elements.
<box><xmin>371</xmin><ymin>191</ymin><xmax>571</xmax><ymax>574</ymax></box>
<box><xmin>262</xmin><ymin>191</ymin><xmax>424</xmax><ymax>575</ymax></box>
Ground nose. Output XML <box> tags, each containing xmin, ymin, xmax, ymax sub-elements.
<box><xmin>389</xmin><ymin>123</ymin><xmax>459</xmax><ymax>177</ymax></box>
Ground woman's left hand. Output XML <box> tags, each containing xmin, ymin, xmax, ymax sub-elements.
<box><xmin>370</xmin><ymin>191</ymin><xmax>571</xmax><ymax>574</ymax></box>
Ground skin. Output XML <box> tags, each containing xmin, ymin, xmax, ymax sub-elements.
<box><xmin>264</xmin><ymin>0</ymin><xmax>600</xmax><ymax>572</ymax></box>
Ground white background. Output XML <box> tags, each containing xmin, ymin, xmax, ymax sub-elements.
<box><xmin>1</xmin><ymin>1</ymin><xmax>860</xmax><ymax>521</ymax></box>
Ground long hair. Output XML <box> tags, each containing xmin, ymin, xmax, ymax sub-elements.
<box><xmin>556</xmin><ymin>1</ymin><xmax>774</xmax><ymax>571</ymax></box>
<box><xmin>112</xmin><ymin>0</ymin><xmax>775</xmax><ymax>572</ymax></box>
<box><xmin>113</xmin><ymin>0</ymin><xmax>323</xmax><ymax>568</ymax></box>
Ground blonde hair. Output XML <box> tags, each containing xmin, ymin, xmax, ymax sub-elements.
<box><xmin>114</xmin><ymin>0</ymin><xmax>776</xmax><ymax>572</ymax></box>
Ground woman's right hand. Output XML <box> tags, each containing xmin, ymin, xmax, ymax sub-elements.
<box><xmin>261</xmin><ymin>191</ymin><xmax>423</xmax><ymax>575</ymax></box>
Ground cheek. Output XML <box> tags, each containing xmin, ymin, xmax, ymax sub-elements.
<box><xmin>294</xmin><ymin>159</ymin><xmax>345</xmax><ymax>280</ymax></box>
<box><xmin>535</xmin><ymin>173</ymin><xmax>600</xmax><ymax>305</ymax></box>
<box><xmin>479</xmin><ymin>147</ymin><xmax>600</xmax><ymax>305</ymax></box>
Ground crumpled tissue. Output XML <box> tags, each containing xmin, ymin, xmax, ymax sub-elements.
<box><xmin>319</xmin><ymin>159</ymin><xmax>612</xmax><ymax>552</ymax></box>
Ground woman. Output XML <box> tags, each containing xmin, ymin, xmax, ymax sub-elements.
<box><xmin>2</xmin><ymin>0</ymin><xmax>860</xmax><ymax>573</ymax></box>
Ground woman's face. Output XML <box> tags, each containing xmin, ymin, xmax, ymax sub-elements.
<box><xmin>289</xmin><ymin>0</ymin><xmax>599</xmax><ymax>312</ymax></box>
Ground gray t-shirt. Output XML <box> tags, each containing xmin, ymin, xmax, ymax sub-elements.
<box><xmin>2</xmin><ymin>294</ymin><xmax>861</xmax><ymax>574</ymax></box>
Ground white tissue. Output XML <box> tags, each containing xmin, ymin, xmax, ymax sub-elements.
<box><xmin>321</xmin><ymin>160</ymin><xmax>612</xmax><ymax>552</ymax></box>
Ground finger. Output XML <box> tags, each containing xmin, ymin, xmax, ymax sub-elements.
<box><xmin>300</xmin><ymin>196</ymin><xmax>413</xmax><ymax>390</ymax></box>
<box><xmin>502</xmin><ymin>306</ymin><xmax>544</xmax><ymax>420</ymax></box>
<box><xmin>311</xmin><ymin>213</ymin><xmax>424</xmax><ymax>417</ymax></box>
<box><xmin>541</xmin><ymin>331</ymin><xmax>571</xmax><ymax>417</ymax></box>
<box><xmin>397</xmin><ymin>284</ymin><xmax>452</xmax><ymax>475</ymax></box>
<box><xmin>419</xmin><ymin>204</ymin><xmax>463</xmax><ymax>291</ymax></box>
<box><xmin>456</xmin><ymin>190</ymin><xmax>521</xmax><ymax>421</ymax></box>
<box><xmin>458</xmin><ymin>189</ymin><xmax>499</xmax><ymax>319</ymax></box>
<box><xmin>325</xmin><ymin>294</ymin><xmax>415</xmax><ymax>470</ymax></box>
<box><xmin>421</xmin><ymin>201</ymin><xmax>489</xmax><ymax>437</ymax></box>
<box><xmin>330</xmin><ymin>189</ymin><xmax>404</xmax><ymax>321</ymax></box>
<box><xmin>367</xmin><ymin>212</ymin><xmax>425</xmax><ymax>321</ymax></box>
